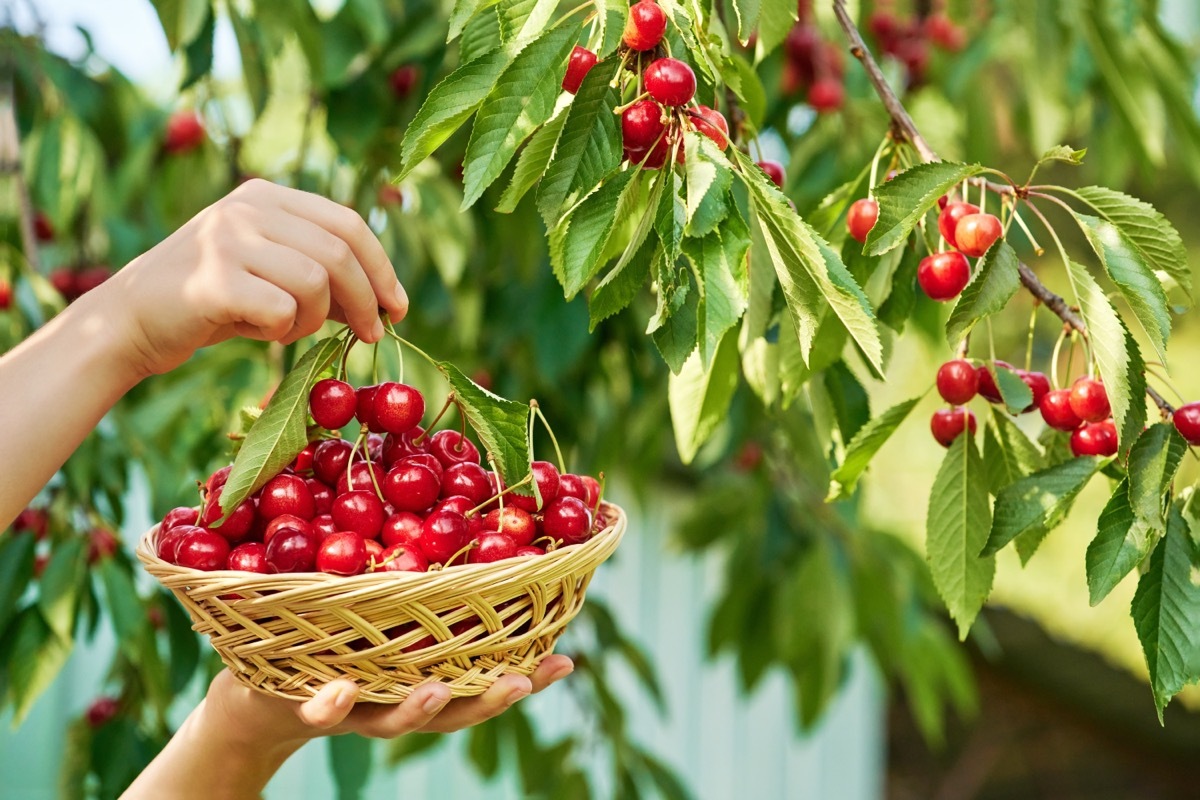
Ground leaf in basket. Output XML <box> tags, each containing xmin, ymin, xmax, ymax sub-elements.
<box><xmin>221</xmin><ymin>336</ymin><xmax>343</xmax><ymax>516</ymax></box>
<box><xmin>436</xmin><ymin>360</ymin><xmax>533</xmax><ymax>493</ymax></box>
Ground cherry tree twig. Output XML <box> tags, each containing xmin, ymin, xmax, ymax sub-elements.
<box><xmin>830</xmin><ymin>0</ymin><xmax>1175</xmax><ymax>417</ymax></box>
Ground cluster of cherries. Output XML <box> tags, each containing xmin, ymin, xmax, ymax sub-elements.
<box><xmin>780</xmin><ymin>1</ymin><xmax>846</xmax><ymax>111</ymax></box>
<box><xmin>868</xmin><ymin>0</ymin><xmax>967</xmax><ymax>87</ymax></box>
<box><xmin>5</xmin><ymin>505</ymin><xmax>119</xmax><ymax>575</ymax></box>
<box><xmin>846</xmin><ymin>192</ymin><xmax>1003</xmax><ymax>302</ymax></box>
<box><xmin>164</xmin><ymin>110</ymin><xmax>205</xmax><ymax>155</ymax></box>
<box><xmin>156</xmin><ymin>379</ymin><xmax>605</xmax><ymax>577</ymax></box>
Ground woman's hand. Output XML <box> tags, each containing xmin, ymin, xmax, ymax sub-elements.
<box><xmin>108</xmin><ymin>178</ymin><xmax>410</xmax><ymax>378</ymax></box>
<box><xmin>121</xmin><ymin>659</ymin><xmax>574</xmax><ymax>800</ymax></box>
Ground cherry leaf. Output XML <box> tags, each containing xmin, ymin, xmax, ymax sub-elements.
<box><xmin>550</xmin><ymin>169</ymin><xmax>636</xmax><ymax>299</ymax></box>
<box><xmin>668</xmin><ymin>331</ymin><xmax>739</xmax><ymax>464</ymax></box>
<box><xmin>981</xmin><ymin>412</ymin><xmax>1046</xmax><ymax>497</ymax></box>
<box><xmin>1126</xmin><ymin>422</ymin><xmax>1189</xmax><ymax>535</ymax></box>
<box><xmin>993</xmin><ymin>364</ymin><xmax>1033</xmax><ymax>416</ymax></box>
<box><xmin>945</xmin><ymin>240</ymin><xmax>1021</xmax><ymax>348</ymax></box>
<box><xmin>1073</xmin><ymin>186</ymin><xmax>1191</xmax><ymax>297</ymax></box>
<box><xmin>864</xmin><ymin>161</ymin><xmax>985</xmax><ymax>256</ymax></box>
<box><xmin>435</xmin><ymin>362</ymin><xmax>532</xmax><ymax>492</ymax></box>
<box><xmin>495</xmin><ymin>100</ymin><xmax>570</xmax><ymax>213</ymax></box>
<box><xmin>828</xmin><ymin>396</ymin><xmax>921</xmax><ymax>500</ymax></box>
<box><xmin>1085</xmin><ymin>478</ymin><xmax>1154</xmax><ymax>606</ymax></box>
<box><xmin>981</xmin><ymin>457</ymin><xmax>1100</xmax><ymax>558</ymax></box>
<box><xmin>588</xmin><ymin>234</ymin><xmax>659</xmax><ymax>329</ymax></box>
<box><xmin>221</xmin><ymin>336</ymin><xmax>343</xmax><ymax>516</ymax></box>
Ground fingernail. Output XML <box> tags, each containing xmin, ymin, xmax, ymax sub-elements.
<box><xmin>334</xmin><ymin>686</ymin><xmax>356</xmax><ymax>710</ymax></box>
<box><xmin>394</xmin><ymin>282</ymin><xmax>409</xmax><ymax>310</ymax></box>
<box><xmin>422</xmin><ymin>692</ymin><xmax>450</xmax><ymax>715</ymax></box>
<box><xmin>371</xmin><ymin>319</ymin><xmax>385</xmax><ymax>341</ymax></box>
<box><xmin>505</xmin><ymin>688</ymin><xmax>530</xmax><ymax>705</ymax></box>
<box><xmin>552</xmin><ymin>665</ymin><xmax>575</xmax><ymax>681</ymax></box>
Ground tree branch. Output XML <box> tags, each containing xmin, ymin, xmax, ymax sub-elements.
<box><xmin>831</xmin><ymin>0</ymin><xmax>1175</xmax><ymax>417</ymax></box>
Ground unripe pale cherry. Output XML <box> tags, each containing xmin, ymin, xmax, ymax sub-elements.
<box><xmin>846</xmin><ymin>198</ymin><xmax>879</xmax><ymax>244</ymax></box>
<box><xmin>954</xmin><ymin>213</ymin><xmax>1003</xmax><ymax>258</ymax></box>
<box><xmin>937</xmin><ymin>202</ymin><xmax>979</xmax><ymax>249</ymax></box>
<box><xmin>622</xmin><ymin>0</ymin><xmax>667</xmax><ymax>51</ymax></box>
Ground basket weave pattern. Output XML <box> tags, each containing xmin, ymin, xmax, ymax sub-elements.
<box><xmin>137</xmin><ymin>503</ymin><xmax>625</xmax><ymax>702</ymax></box>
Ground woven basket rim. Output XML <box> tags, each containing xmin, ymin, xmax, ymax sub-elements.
<box><xmin>137</xmin><ymin>501</ymin><xmax>626</xmax><ymax>589</ymax></box>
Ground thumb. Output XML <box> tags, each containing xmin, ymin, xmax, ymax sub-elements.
<box><xmin>295</xmin><ymin>679</ymin><xmax>359</xmax><ymax>730</ymax></box>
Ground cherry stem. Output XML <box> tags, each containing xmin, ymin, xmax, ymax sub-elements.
<box><xmin>867</xmin><ymin>136</ymin><xmax>888</xmax><ymax>197</ymax></box>
<box><xmin>613</xmin><ymin>91</ymin><xmax>650</xmax><ymax>115</ymax></box>
<box><xmin>467</xmin><ymin>473</ymin><xmax>533</xmax><ymax>518</ymax></box>
<box><xmin>442</xmin><ymin>540</ymin><xmax>477</xmax><ymax>568</ymax></box>
<box><xmin>1049</xmin><ymin>325</ymin><xmax>1070</xmax><ymax>390</ymax></box>
<box><xmin>550</xmin><ymin>0</ymin><xmax>592</xmax><ymax>31</ymax></box>
<box><xmin>530</xmin><ymin>399</ymin><xmax>566</xmax><ymax>475</ymax></box>
<box><xmin>414</xmin><ymin>393</ymin><xmax>457</xmax><ymax>445</ymax></box>
<box><xmin>383</xmin><ymin>316</ymin><xmax>405</xmax><ymax>384</ymax></box>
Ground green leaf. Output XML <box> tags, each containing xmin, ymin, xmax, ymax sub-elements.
<box><xmin>222</xmin><ymin>337</ymin><xmax>343</xmax><ymax>514</ymax></box>
<box><xmin>99</xmin><ymin>560</ymin><xmax>149</xmax><ymax>662</ymax></box>
<box><xmin>1073</xmin><ymin>186</ymin><xmax>1191</xmax><ymax>296</ymax></box>
<box><xmin>449</xmin><ymin>0</ymin><xmax>499</xmax><ymax>41</ymax></box>
<box><xmin>877</xmin><ymin>245</ymin><xmax>921</xmax><ymax>332</ymax></box>
<box><xmin>865</xmin><ymin>162</ymin><xmax>985</xmax><ymax>256</ymax></box>
<box><xmin>735</xmin><ymin>149</ymin><xmax>883</xmax><ymax>376</ymax></box>
<box><xmin>462</xmin><ymin>22</ymin><xmax>582</xmax><ymax>209</ymax></box>
<box><xmin>945</xmin><ymin>240</ymin><xmax>1021</xmax><ymax>347</ymax></box>
<box><xmin>982</xmin><ymin>412</ymin><xmax>1046</xmax><ymax>496</ymax></box>
<box><xmin>1074</xmin><ymin>213</ymin><xmax>1171</xmax><ymax>363</ymax></box>
<box><xmin>981</xmin><ymin>457</ymin><xmax>1100</xmax><ymax>557</ymax></box>
<box><xmin>229</xmin><ymin>5</ymin><xmax>269</xmax><ymax>115</ymax></box>
<box><xmin>650</xmin><ymin>271</ymin><xmax>698</xmax><ymax>374</ymax></box>
<box><xmin>668</xmin><ymin>331</ymin><xmax>739</xmax><ymax>464</ymax></box>
<box><xmin>686</xmin><ymin>216</ymin><xmax>750</xmax><ymax>367</ymax></box>
<box><xmin>550</xmin><ymin>169</ymin><xmax>635</xmax><ymax>299</ymax></box>
<box><xmin>655</xmin><ymin>170</ymin><xmax>685</xmax><ymax>267</ymax></box>
<box><xmin>495</xmin><ymin>101</ymin><xmax>570</xmax><ymax>213</ymax></box>
<box><xmin>436</xmin><ymin>362</ymin><xmax>531</xmax><ymax>490</ymax></box>
<box><xmin>926</xmin><ymin>433</ymin><xmax>995</xmax><ymax>639</ymax></box>
<box><xmin>732</xmin><ymin>0</ymin><xmax>763</xmax><ymax>43</ymax></box>
<box><xmin>36</xmin><ymin>537</ymin><xmax>87</xmax><ymax>644</ymax></box>
<box><xmin>148</xmin><ymin>0</ymin><xmax>208</xmax><ymax>50</ymax></box>
<box><xmin>498</xmin><ymin>0</ymin><xmax>559</xmax><ymax>51</ymax></box>
<box><xmin>1127</xmin><ymin>423</ymin><xmax>1189</xmax><ymax>533</ymax></box>
<box><xmin>3</xmin><ymin>610</ymin><xmax>71</xmax><ymax>726</ymax></box>
<box><xmin>329</xmin><ymin>735</ymin><xmax>374</xmax><ymax>800</ymax></box>
<box><xmin>683</xmin><ymin>132</ymin><xmax>734</xmax><ymax>237</ymax></box>
<box><xmin>1131</xmin><ymin>503</ymin><xmax>1200</xmax><ymax>720</ymax></box>
<box><xmin>459</xmin><ymin>4</ymin><xmax>502</xmax><ymax>63</ymax></box>
<box><xmin>588</xmin><ymin>236</ymin><xmax>657</xmax><ymax>329</ymax></box>
<box><xmin>179</xmin><ymin>7</ymin><xmax>215</xmax><ymax>91</ymax></box>
<box><xmin>994</xmin><ymin>364</ymin><xmax>1033</xmax><ymax>415</ymax></box>
<box><xmin>823</xmin><ymin>361</ymin><xmax>870</xmax><ymax>445</ymax></box>
<box><xmin>1086</xmin><ymin>479</ymin><xmax>1156</xmax><ymax>606</ymax></box>
<box><xmin>1065</xmin><ymin>260</ymin><xmax>1147</xmax><ymax>456</ymax></box>
<box><xmin>536</xmin><ymin>58</ymin><xmax>621</xmax><ymax>225</ymax></box>
<box><xmin>398</xmin><ymin>50</ymin><xmax>511</xmax><ymax>181</ymax></box>
<box><xmin>828</xmin><ymin>396</ymin><xmax>921</xmax><ymax>500</ymax></box>
<box><xmin>0</xmin><ymin>532</ymin><xmax>35</xmax><ymax>637</ymax></box>
<box><xmin>1035</xmin><ymin>145</ymin><xmax>1087</xmax><ymax>170</ymax></box>
<box><xmin>753</xmin><ymin>0</ymin><xmax>798</xmax><ymax>57</ymax></box>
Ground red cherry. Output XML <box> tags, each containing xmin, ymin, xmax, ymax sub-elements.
<box><xmin>757</xmin><ymin>160</ymin><xmax>786</xmax><ymax>189</ymax></box>
<box><xmin>88</xmin><ymin>528</ymin><xmax>119</xmax><ymax>563</ymax></box>
<box><xmin>312</xmin><ymin>514</ymin><xmax>338</xmax><ymax>540</ymax></box>
<box><xmin>1172</xmin><ymin>402</ymin><xmax>1200</xmax><ymax>445</ymax></box>
<box><xmin>372</xmin><ymin>382</ymin><xmax>425</xmax><ymax>435</ymax></box>
<box><xmin>164</xmin><ymin>111</ymin><xmax>205</xmax><ymax>154</ymax></box>
<box><xmin>622</xmin><ymin>99</ymin><xmax>667</xmax><ymax>152</ymax></box>
<box><xmin>936</xmin><ymin>360</ymin><xmax>979</xmax><ymax>405</ymax></box>
<box><xmin>542</xmin><ymin>497</ymin><xmax>593</xmax><ymax>545</ymax></box>
<box><xmin>508</xmin><ymin>461</ymin><xmax>562</xmax><ymax>512</ymax></box>
<box><xmin>162</xmin><ymin>506</ymin><xmax>199</xmax><ymax>531</ymax></box>
<box><xmin>397</xmin><ymin>453</ymin><xmax>443</xmax><ymax>481</ymax></box>
<box><xmin>335</xmin><ymin>461</ymin><xmax>385</xmax><ymax>496</ymax></box>
<box><xmin>205</xmin><ymin>465</ymin><xmax>233</xmax><ymax>496</ymax></box>
<box><xmin>364</xmin><ymin>538</ymin><xmax>384</xmax><ymax>563</ymax></box>
<box><xmin>389</xmin><ymin>64</ymin><xmax>420</xmax><ymax>98</ymax></box>
<box><xmin>580</xmin><ymin>476</ymin><xmax>601</xmax><ymax>508</ymax></box>
<box><xmin>265</xmin><ymin>528</ymin><xmax>319</xmax><ymax>573</ymax></box>
<box><xmin>33</xmin><ymin>210</ymin><xmax>54</xmax><ymax>242</ymax></box>
<box><xmin>917</xmin><ymin>251</ymin><xmax>970</xmax><ymax>300</ymax></box>
<box><xmin>622</xmin><ymin>0</ymin><xmax>667</xmax><ymax>51</ymax></box>
<box><xmin>331</xmin><ymin>490</ymin><xmax>385</xmax><ymax>539</ymax></box>
<box><xmin>930</xmin><ymin>407</ymin><xmax>977</xmax><ymax>447</ymax></box>
<box><xmin>785</xmin><ymin>24</ymin><xmax>820</xmax><ymax>62</ymax></box>
<box><xmin>1018</xmin><ymin>371</ymin><xmax>1050</xmax><ymax>413</ymax></box>
<box><xmin>382</xmin><ymin>427</ymin><xmax>429</xmax><ymax>466</ymax></box>
<box><xmin>75</xmin><ymin>266</ymin><xmax>110</xmax><ymax>296</ymax></box>
<box><xmin>306</xmin><ymin>479</ymin><xmax>334</xmax><ymax>515</ymax></box>
<box><xmin>846</xmin><ymin>198</ymin><xmax>879</xmax><ymax>244</ymax></box>
<box><xmin>0</xmin><ymin>278</ymin><xmax>11</xmax><ymax>311</ymax></box>
<box><xmin>416</xmin><ymin>510</ymin><xmax>471</xmax><ymax>564</ymax></box>
<box><xmin>258</xmin><ymin>474</ymin><xmax>316</xmax><ymax>520</ymax></box>
<box><xmin>355</xmin><ymin>385</ymin><xmax>383</xmax><ymax>431</ymax></box>
<box><xmin>868</xmin><ymin>11</ymin><xmax>901</xmax><ymax>48</ymax></box>
<box><xmin>937</xmin><ymin>202</ymin><xmax>979</xmax><ymax>249</ymax></box>
<box><xmin>515</xmin><ymin>545</ymin><xmax>546</xmax><ymax>557</ymax></box>
<box><xmin>381</xmin><ymin>511</ymin><xmax>424</xmax><ymax>548</ymax></box>
<box><xmin>558</xmin><ymin>473</ymin><xmax>587</xmax><ymax>502</ymax></box>
<box><xmin>86</xmin><ymin>697</ymin><xmax>119</xmax><ymax>728</ymax></box>
<box><xmin>439</xmin><ymin>462</ymin><xmax>492</xmax><ymax>506</ymax></box>
<box><xmin>382</xmin><ymin>462</ymin><xmax>441</xmax><ymax>512</ymax></box>
<box><xmin>376</xmin><ymin>543</ymin><xmax>429</xmax><ymax>572</ymax></box>
<box><xmin>807</xmin><ymin>77</ymin><xmax>844</xmax><ymax>112</ymax></box>
<box><xmin>428</xmin><ymin>430</ymin><xmax>480</xmax><ymax>469</ymax></box>
<box><xmin>316</xmin><ymin>531</ymin><xmax>368</xmax><ymax>576</ymax></box>
<box><xmin>432</xmin><ymin>495</ymin><xmax>474</xmax><ymax>516</ymax></box>
<box><xmin>1069</xmin><ymin>377</ymin><xmax>1111</xmax><ymax>423</ymax></box>
<box><xmin>1039</xmin><ymin>389</ymin><xmax>1083</xmax><ymax>432</ymax></box>
<box><xmin>954</xmin><ymin>213</ymin><xmax>1003</xmax><ymax>258</ymax></box>
<box><xmin>293</xmin><ymin>442</ymin><xmax>318</xmax><ymax>474</ymax></box>
<box><xmin>175</xmin><ymin>529</ymin><xmax>231</xmax><ymax>571</ymax></box>
<box><xmin>264</xmin><ymin>514</ymin><xmax>314</xmax><ymax>546</ymax></box>
<box><xmin>227</xmin><ymin>542</ymin><xmax>269</xmax><ymax>573</ymax></box>
<box><xmin>645</xmin><ymin>58</ymin><xmax>697</xmax><ymax>106</ymax></box>
<box><xmin>975</xmin><ymin>361</ymin><xmax>1012</xmax><ymax>404</ymax></box>
<box><xmin>468</xmin><ymin>532</ymin><xmax>518</xmax><ymax>564</ymax></box>
<box><xmin>686</xmin><ymin>105</ymin><xmax>730</xmax><ymax>150</ymax></box>
<box><xmin>562</xmin><ymin>45</ymin><xmax>599</xmax><ymax>94</ymax></box>
<box><xmin>49</xmin><ymin>268</ymin><xmax>78</xmax><ymax>301</ymax></box>
<box><xmin>482</xmin><ymin>507</ymin><xmax>537</xmax><ymax>547</ymax></box>
<box><xmin>1071</xmin><ymin>420</ymin><xmax>1118</xmax><ymax>457</ymax></box>
<box><xmin>158</xmin><ymin>524</ymin><xmax>200</xmax><ymax>562</ymax></box>
<box><xmin>925</xmin><ymin>14</ymin><xmax>966</xmax><ymax>51</ymax></box>
<box><xmin>200</xmin><ymin>487</ymin><xmax>256</xmax><ymax>543</ymax></box>
<box><xmin>312</xmin><ymin>439</ymin><xmax>354</xmax><ymax>485</ymax></box>
<box><xmin>309</xmin><ymin>379</ymin><xmax>357</xmax><ymax>429</ymax></box>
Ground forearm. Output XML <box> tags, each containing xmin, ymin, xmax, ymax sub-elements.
<box><xmin>0</xmin><ymin>286</ymin><xmax>145</xmax><ymax>527</ymax></box>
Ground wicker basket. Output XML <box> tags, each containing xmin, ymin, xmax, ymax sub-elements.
<box><xmin>137</xmin><ymin>502</ymin><xmax>626</xmax><ymax>702</ymax></box>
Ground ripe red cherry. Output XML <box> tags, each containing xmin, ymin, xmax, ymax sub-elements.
<box><xmin>372</xmin><ymin>382</ymin><xmax>425</xmax><ymax>435</ymax></box>
<box><xmin>355</xmin><ymin>384</ymin><xmax>382</xmax><ymax>431</ymax></box>
<box><xmin>645</xmin><ymin>58</ymin><xmax>697</xmax><ymax>106</ymax></box>
<box><xmin>86</xmin><ymin>697</ymin><xmax>119</xmax><ymax>728</ymax></box>
<box><xmin>786</xmin><ymin>24</ymin><xmax>820</xmax><ymax>62</ymax></box>
<box><xmin>868</xmin><ymin>11</ymin><xmax>900</xmax><ymax>47</ymax></box>
<box><xmin>468</xmin><ymin>532</ymin><xmax>518</xmax><ymax>564</ymax></box>
<box><xmin>937</xmin><ymin>202</ymin><xmax>979</xmax><ymax>249</ymax></box>
<box><xmin>397</xmin><ymin>452</ymin><xmax>443</xmax><ymax>481</ymax></box>
<box><xmin>1069</xmin><ymin>377</ymin><xmax>1111</xmax><ymax>423</ymax></box>
<box><xmin>312</xmin><ymin>439</ymin><xmax>354</xmax><ymax>485</ymax></box>
<box><xmin>266</xmin><ymin>528</ymin><xmax>319</xmax><ymax>573</ymax></box>
<box><xmin>417</xmin><ymin>510</ymin><xmax>471</xmax><ymax>564</ymax></box>
<box><xmin>205</xmin><ymin>465</ymin><xmax>233</xmax><ymax>496</ymax></box>
<box><xmin>200</xmin><ymin>487</ymin><xmax>256</xmax><ymax>543</ymax></box>
<box><xmin>846</xmin><ymin>198</ymin><xmax>879</xmax><ymax>244</ymax></box>
<box><xmin>954</xmin><ymin>213</ymin><xmax>1003</xmax><ymax>258</ymax></box>
<box><xmin>936</xmin><ymin>360</ymin><xmax>978</xmax><ymax>405</ymax></box>
<box><xmin>364</xmin><ymin>538</ymin><xmax>383</xmax><ymax>563</ymax></box>
<box><xmin>389</xmin><ymin>64</ymin><xmax>420</xmax><ymax>98</ymax></box>
<box><xmin>382</xmin><ymin>427</ymin><xmax>428</xmax><ymax>466</ymax></box>
<box><xmin>162</xmin><ymin>506</ymin><xmax>199</xmax><ymax>531</ymax></box>
<box><xmin>306</xmin><ymin>479</ymin><xmax>334</xmax><ymax>515</ymax></box>
<box><xmin>433</xmin><ymin>495</ymin><xmax>475</xmax><ymax>516</ymax></box>
<box><xmin>925</xmin><ymin>14</ymin><xmax>966</xmax><ymax>51</ymax></box>
<box><xmin>439</xmin><ymin>462</ymin><xmax>492</xmax><ymax>506</ymax></box>
<box><xmin>157</xmin><ymin>524</ymin><xmax>198</xmax><ymax>562</ymax></box>
<box><xmin>312</xmin><ymin>514</ymin><xmax>338</xmax><ymax>540</ymax></box>
<box><xmin>557</xmin><ymin>473</ymin><xmax>588</xmax><ymax>502</ymax></box>
<box><xmin>542</xmin><ymin>497</ymin><xmax>593</xmax><ymax>545</ymax></box>
<box><xmin>335</xmin><ymin>461</ymin><xmax>385</xmax><ymax>496</ymax></box>
<box><xmin>332</xmin><ymin>490</ymin><xmax>386</xmax><ymax>539</ymax></box>
<box><xmin>0</xmin><ymin>279</ymin><xmax>11</xmax><ymax>311</ymax></box>
<box><xmin>175</xmin><ymin>529</ymin><xmax>231</xmax><ymax>571</ymax></box>
<box><xmin>381</xmin><ymin>511</ymin><xmax>424</xmax><ymax>548</ymax></box>
<box><xmin>227</xmin><ymin>542</ymin><xmax>269</xmax><ymax>573</ymax></box>
<box><xmin>622</xmin><ymin>99</ymin><xmax>667</xmax><ymax>152</ymax></box>
<box><xmin>976</xmin><ymin>361</ymin><xmax>1011</xmax><ymax>404</ymax></box>
<box><xmin>1039</xmin><ymin>389</ymin><xmax>1083</xmax><ymax>432</ymax></box>
<box><xmin>428</xmin><ymin>430</ymin><xmax>480</xmax><ymax>468</ymax></box>
<box><xmin>309</xmin><ymin>379</ymin><xmax>357</xmax><ymax>429</ymax></box>
<box><xmin>562</xmin><ymin>45</ymin><xmax>599</xmax><ymax>94</ymax></box>
<box><xmin>1018</xmin><ymin>370</ymin><xmax>1050</xmax><ymax>413</ymax></box>
<box><xmin>1172</xmin><ymin>402</ymin><xmax>1200</xmax><ymax>445</ymax></box>
<box><xmin>580</xmin><ymin>476</ymin><xmax>601</xmax><ymax>509</ymax></box>
<box><xmin>930</xmin><ymin>407</ymin><xmax>977</xmax><ymax>447</ymax></box>
<box><xmin>316</xmin><ymin>531</ymin><xmax>368</xmax><ymax>576</ymax></box>
<box><xmin>258</xmin><ymin>474</ymin><xmax>316</xmax><ymax>520</ymax></box>
<box><xmin>622</xmin><ymin>0</ymin><xmax>667</xmax><ymax>51</ymax></box>
<box><xmin>482</xmin><ymin>507</ymin><xmax>537</xmax><ymax>547</ymax></box>
<box><xmin>33</xmin><ymin>210</ymin><xmax>54</xmax><ymax>242</ymax></box>
<box><xmin>87</xmin><ymin>528</ymin><xmax>119</xmax><ymax>563</ymax></box>
<box><xmin>264</xmin><ymin>514</ymin><xmax>314</xmax><ymax>546</ymax></box>
<box><xmin>293</xmin><ymin>442</ymin><xmax>318</xmax><ymax>474</ymax></box>
<box><xmin>515</xmin><ymin>545</ymin><xmax>546</xmax><ymax>557</ymax></box>
<box><xmin>917</xmin><ymin>251</ymin><xmax>970</xmax><ymax>300</ymax></box>
<box><xmin>75</xmin><ymin>266</ymin><xmax>111</xmax><ymax>296</ymax></box>
<box><xmin>382</xmin><ymin>462</ymin><xmax>440</xmax><ymax>512</ymax></box>
<box><xmin>807</xmin><ymin>77</ymin><xmax>844</xmax><ymax>112</ymax></box>
<box><xmin>508</xmin><ymin>461</ymin><xmax>562</xmax><ymax>512</ymax></box>
<box><xmin>377</xmin><ymin>543</ymin><xmax>429</xmax><ymax>572</ymax></box>
<box><xmin>686</xmin><ymin>105</ymin><xmax>730</xmax><ymax>150</ymax></box>
<box><xmin>164</xmin><ymin>111</ymin><xmax>205</xmax><ymax>154</ymax></box>
<box><xmin>1071</xmin><ymin>420</ymin><xmax>1118</xmax><ymax>457</ymax></box>
<box><xmin>757</xmin><ymin>160</ymin><xmax>786</xmax><ymax>189</ymax></box>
